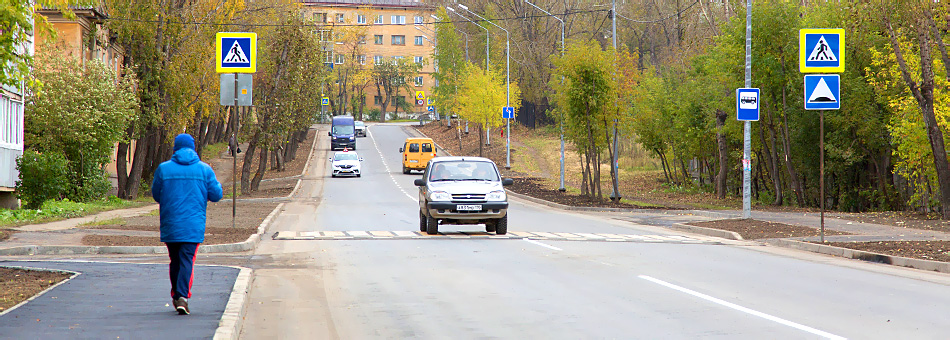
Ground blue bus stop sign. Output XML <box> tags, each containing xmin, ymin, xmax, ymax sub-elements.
<box><xmin>736</xmin><ymin>88</ymin><xmax>760</xmax><ymax>121</ymax></box>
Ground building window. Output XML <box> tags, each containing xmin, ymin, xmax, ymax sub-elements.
<box><xmin>313</xmin><ymin>12</ymin><xmax>327</xmax><ymax>23</ymax></box>
<box><xmin>374</xmin><ymin>35</ymin><xmax>383</xmax><ymax>44</ymax></box>
<box><xmin>335</xmin><ymin>54</ymin><xmax>344</xmax><ymax>64</ymax></box>
<box><xmin>324</xmin><ymin>51</ymin><xmax>333</xmax><ymax>64</ymax></box>
<box><xmin>391</xmin><ymin>15</ymin><xmax>406</xmax><ymax>24</ymax></box>
<box><xmin>374</xmin><ymin>96</ymin><xmax>382</xmax><ymax>105</ymax></box>
<box><xmin>392</xmin><ymin>56</ymin><xmax>403</xmax><ymax>65</ymax></box>
<box><xmin>415</xmin><ymin>76</ymin><xmax>424</xmax><ymax>86</ymax></box>
<box><xmin>414</xmin><ymin>36</ymin><xmax>424</xmax><ymax>46</ymax></box>
<box><xmin>414</xmin><ymin>56</ymin><xmax>424</xmax><ymax>65</ymax></box>
<box><xmin>357</xmin><ymin>35</ymin><xmax>366</xmax><ymax>44</ymax></box>
<box><xmin>0</xmin><ymin>96</ymin><xmax>23</xmax><ymax>149</ymax></box>
<box><xmin>336</xmin><ymin>13</ymin><xmax>345</xmax><ymax>23</ymax></box>
<box><xmin>373</xmin><ymin>55</ymin><xmax>383</xmax><ymax>65</ymax></box>
<box><xmin>374</xmin><ymin>15</ymin><xmax>383</xmax><ymax>24</ymax></box>
<box><xmin>414</xmin><ymin>16</ymin><xmax>424</xmax><ymax>24</ymax></box>
<box><xmin>357</xmin><ymin>14</ymin><xmax>366</xmax><ymax>24</ymax></box>
<box><xmin>317</xmin><ymin>29</ymin><xmax>331</xmax><ymax>42</ymax></box>
<box><xmin>391</xmin><ymin>35</ymin><xmax>405</xmax><ymax>45</ymax></box>
<box><xmin>357</xmin><ymin>55</ymin><xmax>366</xmax><ymax>65</ymax></box>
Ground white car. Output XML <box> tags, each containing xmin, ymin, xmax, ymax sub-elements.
<box><xmin>354</xmin><ymin>121</ymin><xmax>367</xmax><ymax>137</ymax></box>
<box><xmin>330</xmin><ymin>150</ymin><xmax>363</xmax><ymax>177</ymax></box>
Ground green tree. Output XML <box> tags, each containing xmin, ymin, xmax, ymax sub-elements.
<box><xmin>550</xmin><ymin>39</ymin><xmax>618</xmax><ymax>200</ymax></box>
<box><xmin>432</xmin><ymin>7</ymin><xmax>465</xmax><ymax>118</ymax></box>
<box><xmin>25</xmin><ymin>43</ymin><xmax>138</xmax><ymax>201</ymax></box>
<box><xmin>0</xmin><ymin>0</ymin><xmax>93</xmax><ymax>87</ymax></box>
<box><xmin>372</xmin><ymin>57</ymin><xmax>422</xmax><ymax>122</ymax></box>
<box><xmin>454</xmin><ymin>62</ymin><xmax>522</xmax><ymax>157</ymax></box>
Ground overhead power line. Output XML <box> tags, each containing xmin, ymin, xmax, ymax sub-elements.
<box><xmin>615</xmin><ymin>0</ymin><xmax>700</xmax><ymax>24</ymax></box>
<box><xmin>102</xmin><ymin>8</ymin><xmax>611</xmax><ymax>28</ymax></box>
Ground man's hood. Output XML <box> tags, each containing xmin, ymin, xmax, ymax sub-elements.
<box><xmin>172</xmin><ymin>148</ymin><xmax>200</xmax><ymax>165</ymax></box>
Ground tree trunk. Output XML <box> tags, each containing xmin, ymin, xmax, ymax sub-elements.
<box><xmin>886</xmin><ymin>14</ymin><xmax>950</xmax><ymax>218</ymax></box>
<box><xmin>251</xmin><ymin>146</ymin><xmax>268</xmax><ymax>191</ymax></box>
<box><xmin>715</xmin><ymin>109</ymin><xmax>728</xmax><ymax>198</ymax></box>
<box><xmin>762</xmin><ymin>104</ymin><xmax>783</xmax><ymax>205</ymax></box>
<box><xmin>241</xmin><ymin>131</ymin><xmax>261</xmax><ymax>194</ymax></box>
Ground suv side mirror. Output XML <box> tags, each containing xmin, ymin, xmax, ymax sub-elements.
<box><xmin>328</xmin><ymin>131</ymin><xmax>332</xmax><ymax>136</ymax></box>
<box><xmin>414</xmin><ymin>179</ymin><xmax>425</xmax><ymax>186</ymax></box>
<box><xmin>502</xmin><ymin>178</ymin><xmax>514</xmax><ymax>186</ymax></box>
<box><xmin>399</xmin><ymin>147</ymin><xmax>404</xmax><ymax>153</ymax></box>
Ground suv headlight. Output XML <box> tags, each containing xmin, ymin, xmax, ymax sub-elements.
<box><xmin>487</xmin><ymin>190</ymin><xmax>506</xmax><ymax>201</ymax></box>
<box><xmin>429</xmin><ymin>191</ymin><xmax>451</xmax><ymax>201</ymax></box>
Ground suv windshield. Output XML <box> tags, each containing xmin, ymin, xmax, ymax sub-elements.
<box><xmin>332</xmin><ymin>125</ymin><xmax>354</xmax><ymax>135</ymax></box>
<box><xmin>428</xmin><ymin>161</ymin><xmax>498</xmax><ymax>181</ymax></box>
<box><xmin>334</xmin><ymin>153</ymin><xmax>358</xmax><ymax>161</ymax></box>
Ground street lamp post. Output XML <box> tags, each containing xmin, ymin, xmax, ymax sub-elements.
<box><xmin>524</xmin><ymin>0</ymin><xmax>566</xmax><ymax>191</ymax></box>
<box><xmin>458</xmin><ymin>4</ymin><xmax>511</xmax><ymax>168</ymax></box>
<box><xmin>446</xmin><ymin>7</ymin><xmax>489</xmax><ymax>143</ymax></box>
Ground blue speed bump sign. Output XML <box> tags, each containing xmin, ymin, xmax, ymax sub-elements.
<box><xmin>800</xmin><ymin>28</ymin><xmax>844</xmax><ymax>73</ymax></box>
<box><xmin>502</xmin><ymin>106</ymin><xmax>515</xmax><ymax>119</ymax></box>
<box><xmin>804</xmin><ymin>74</ymin><xmax>840</xmax><ymax>110</ymax></box>
<box><xmin>427</xmin><ymin>106</ymin><xmax>435</xmax><ymax>112</ymax></box>
<box><xmin>736</xmin><ymin>88</ymin><xmax>759</xmax><ymax>121</ymax></box>
<box><xmin>216</xmin><ymin>32</ymin><xmax>257</xmax><ymax>73</ymax></box>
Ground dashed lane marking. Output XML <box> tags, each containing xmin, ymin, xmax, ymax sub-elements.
<box><xmin>271</xmin><ymin>230</ymin><xmax>727</xmax><ymax>244</ymax></box>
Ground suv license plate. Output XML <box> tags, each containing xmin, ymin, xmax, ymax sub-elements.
<box><xmin>457</xmin><ymin>205</ymin><xmax>482</xmax><ymax>211</ymax></box>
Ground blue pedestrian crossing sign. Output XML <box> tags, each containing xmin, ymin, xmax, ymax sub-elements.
<box><xmin>321</xmin><ymin>97</ymin><xmax>329</xmax><ymax>106</ymax></box>
<box><xmin>804</xmin><ymin>74</ymin><xmax>840</xmax><ymax>110</ymax></box>
<box><xmin>800</xmin><ymin>28</ymin><xmax>844</xmax><ymax>73</ymax></box>
<box><xmin>736</xmin><ymin>88</ymin><xmax>759</xmax><ymax>121</ymax></box>
<box><xmin>216</xmin><ymin>32</ymin><xmax>257</xmax><ymax>73</ymax></box>
<box><xmin>502</xmin><ymin>106</ymin><xmax>515</xmax><ymax>119</ymax></box>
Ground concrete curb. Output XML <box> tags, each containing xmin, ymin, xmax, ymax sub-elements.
<box><xmin>213</xmin><ymin>266</ymin><xmax>252</xmax><ymax>340</ymax></box>
<box><xmin>669</xmin><ymin>223</ymin><xmax>744</xmax><ymax>240</ymax></box>
<box><xmin>506</xmin><ymin>190</ymin><xmax>735</xmax><ymax>219</ymax></box>
<box><xmin>0</xmin><ymin>203</ymin><xmax>285</xmax><ymax>256</ymax></box>
<box><xmin>766</xmin><ymin>238</ymin><xmax>950</xmax><ymax>273</ymax></box>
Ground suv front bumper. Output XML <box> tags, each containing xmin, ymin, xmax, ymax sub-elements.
<box><xmin>426</xmin><ymin>202</ymin><xmax>508</xmax><ymax>219</ymax></box>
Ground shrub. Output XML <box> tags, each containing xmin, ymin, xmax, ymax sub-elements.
<box><xmin>15</xmin><ymin>150</ymin><xmax>69</xmax><ymax>209</ymax></box>
<box><xmin>367</xmin><ymin>108</ymin><xmax>381</xmax><ymax>121</ymax></box>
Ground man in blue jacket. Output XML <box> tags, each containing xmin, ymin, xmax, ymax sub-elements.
<box><xmin>152</xmin><ymin>134</ymin><xmax>223</xmax><ymax>315</ymax></box>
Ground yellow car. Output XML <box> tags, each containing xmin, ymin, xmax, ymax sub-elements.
<box><xmin>400</xmin><ymin>138</ymin><xmax>436</xmax><ymax>174</ymax></box>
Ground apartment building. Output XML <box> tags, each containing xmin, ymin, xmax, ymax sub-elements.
<box><xmin>34</xmin><ymin>7</ymin><xmax>131</xmax><ymax>192</ymax></box>
<box><xmin>301</xmin><ymin>0</ymin><xmax>437</xmax><ymax>116</ymax></box>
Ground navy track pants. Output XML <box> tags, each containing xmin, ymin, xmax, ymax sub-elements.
<box><xmin>166</xmin><ymin>242</ymin><xmax>199</xmax><ymax>300</ymax></box>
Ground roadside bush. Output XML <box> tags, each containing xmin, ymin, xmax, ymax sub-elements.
<box><xmin>15</xmin><ymin>150</ymin><xmax>69</xmax><ymax>209</ymax></box>
<box><xmin>367</xmin><ymin>108</ymin><xmax>381</xmax><ymax>121</ymax></box>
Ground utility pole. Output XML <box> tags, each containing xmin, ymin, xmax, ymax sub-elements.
<box><xmin>742</xmin><ymin>0</ymin><xmax>753</xmax><ymax>218</ymax></box>
<box><xmin>609</xmin><ymin>0</ymin><xmax>621</xmax><ymax>201</ymax></box>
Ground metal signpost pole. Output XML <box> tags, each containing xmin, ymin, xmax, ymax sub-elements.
<box><xmin>232</xmin><ymin>73</ymin><xmax>238</xmax><ymax>229</ymax></box>
<box><xmin>742</xmin><ymin>0</ymin><xmax>753</xmax><ymax>218</ymax></box>
<box><xmin>820</xmin><ymin>109</ymin><xmax>825</xmax><ymax>242</ymax></box>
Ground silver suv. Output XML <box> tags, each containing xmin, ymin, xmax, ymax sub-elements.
<box><xmin>414</xmin><ymin>157</ymin><xmax>513</xmax><ymax>235</ymax></box>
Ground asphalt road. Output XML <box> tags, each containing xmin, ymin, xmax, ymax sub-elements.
<box><xmin>0</xmin><ymin>261</ymin><xmax>238</xmax><ymax>339</ymax></box>
<box><xmin>240</xmin><ymin>123</ymin><xmax>950</xmax><ymax>339</ymax></box>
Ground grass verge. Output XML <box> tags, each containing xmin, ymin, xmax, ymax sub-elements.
<box><xmin>0</xmin><ymin>197</ymin><xmax>147</xmax><ymax>228</ymax></box>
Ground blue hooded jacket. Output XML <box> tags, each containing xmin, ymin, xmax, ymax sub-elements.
<box><xmin>152</xmin><ymin>134</ymin><xmax>224</xmax><ymax>243</ymax></box>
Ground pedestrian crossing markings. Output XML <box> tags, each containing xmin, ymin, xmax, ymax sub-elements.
<box><xmin>272</xmin><ymin>230</ymin><xmax>727</xmax><ymax>244</ymax></box>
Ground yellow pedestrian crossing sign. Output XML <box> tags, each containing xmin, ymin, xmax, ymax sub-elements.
<box><xmin>800</xmin><ymin>28</ymin><xmax>844</xmax><ymax>73</ymax></box>
<box><xmin>216</xmin><ymin>32</ymin><xmax>257</xmax><ymax>73</ymax></box>
<box><xmin>415</xmin><ymin>91</ymin><xmax>425</xmax><ymax>101</ymax></box>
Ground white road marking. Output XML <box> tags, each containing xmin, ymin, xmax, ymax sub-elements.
<box><xmin>367</xmin><ymin>126</ymin><xmax>417</xmax><ymax>202</ymax></box>
<box><xmin>639</xmin><ymin>275</ymin><xmax>847</xmax><ymax>340</ymax></box>
<box><xmin>524</xmin><ymin>239</ymin><xmax>562</xmax><ymax>251</ymax></box>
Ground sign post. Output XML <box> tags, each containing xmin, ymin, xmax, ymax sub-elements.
<box><xmin>801</xmin><ymin>28</ymin><xmax>844</xmax><ymax>242</ymax></box>
<box><xmin>217</xmin><ymin>32</ymin><xmax>257</xmax><ymax>229</ymax></box>
<box><xmin>502</xmin><ymin>106</ymin><xmax>514</xmax><ymax>168</ymax></box>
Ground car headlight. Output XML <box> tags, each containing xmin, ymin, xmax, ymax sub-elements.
<box><xmin>487</xmin><ymin>190</ymin><xmax>506</xmax><ymax>201</ymax></box>
<box><xmin>429</xmin><ymin>191</ymin><xmax>451</xmax><ymax>201</ymax></box>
